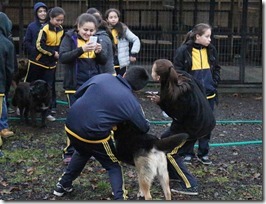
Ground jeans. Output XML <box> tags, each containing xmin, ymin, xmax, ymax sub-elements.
<box><xmin>0</xmin><ymin>96</ymin><xmax>8</xmax><ymax>131</ymax></box>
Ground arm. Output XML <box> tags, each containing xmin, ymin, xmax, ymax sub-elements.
<box><xmin>5</xmin><ymin>42</ymin><xmax>15</xmax><ymax>92</ymax></box>
<box><xmin>59</xmin><ymin>35</ymin><xmax>84</xmax><ymax>64</ymax></box>
<box><xmin>125</xmin><ymin>28</ymin><xmax>141</xmax><ymax>56</ymax></box>
<box><xmin>130</xmin><ymin>104</ymin><xmax>150</xmax><ymax>133</ymax></box>
<box><xmin>36</xmin><ymin>28</ymin><xmax>55</xmax><ymax>56</ymax></box>
<box><xmin>23</xmin><ymin>25</ymin><xmax>35</xmax><ymax>54</ymax></box>
<box><xmin>211</xmin><ymin>45</ymin><xmax>221</xmax><ymax>87</ymax></box>
<box><xmin>95</xmin><ymin>40</ymin><xmax>108</xmax><ymax>65</ymax></box>
<box><xmin>173</xmin><ymin>46</ymin><xmax>186</xmax><ymax>71</ymax></box>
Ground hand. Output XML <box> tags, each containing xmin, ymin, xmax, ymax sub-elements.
<box><xmin>94</xmin><ymin>43</ymin><xmax>102</xmax><ymax>54</ymax></box>
<box><xmin>129</xmin><ymin>56</ymin><xmax>136</xmax><ymax>62</ymax></box>
<box><xmin>147</xmin><ymin>94</ymin><xmax>160</xmax><ymax>103</ymax></box>
<box><xmin>82</xmin><ymin>42</ymin><xmax>97</xmax><ymax>52</ymax></box>
<box><xmin>54</xmin><ymin>51</ymin><xmax>59</xmax><ymax>59</ymax></box>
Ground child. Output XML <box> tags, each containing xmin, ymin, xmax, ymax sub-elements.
<box><xmin>24</xmin><ymin>6</ymin><xmax>65</xmax><ymax>121</ymax></box>
<box><xmin>0</xmin><ymin>12</ymin><xmax>15</xmax><ymax>139</ymax></box>
<box><xmin>173</xmin><ymin>23</ymin><xmax>221</xmax><ymax>165</ymax></box>
<box><xmin>105</xmin><ymin>8</ymin><xmax>140</xmax><ymax>76</ymax></box>
<box><xmin>60</xmin><ymin>13</ymin><xmax>108</xmax><ymax>164</ymax></box>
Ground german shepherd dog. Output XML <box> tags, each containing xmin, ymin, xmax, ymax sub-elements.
<box><xmin>113</xmin><ymin>122</ymin><xmax>188</xmax><ymax>200</ymax></box>
<box><xmin>12</xmin><ymin>80</ymin><xmax>51</xmax><ymax>127</ymax></box>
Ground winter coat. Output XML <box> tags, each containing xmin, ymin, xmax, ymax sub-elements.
<box><xmin>95</xmin><ymin>30</ymin><xmax>115</xmax><ymax>75</ymax></box>
<box><xmin>23</xmin><ymin>2</ymin><xmax>47</xmax><ymax>59</ymax></box>
<box><xmin>158</xmin><ymin>70</ymin><xmax>216</xmax><ymax>139</ymax></box>
<box><xmin>60</xmin><ymin>29</ymin><xmax>108</xmax><ymax>90</ymax></box>
<box><xmin>0</xmin><ymin>12</ymin><xmax>14</xmax><ymax>94</ymax></box>
<box><xmin>114</xmin><ymin>25</ymin><xmax>140</xmax><ymax>68</ymax></box>
<box><xmin>173</xmin><ymin>41</ymin><xmax>221</xmax><ymax>97</ymax></box>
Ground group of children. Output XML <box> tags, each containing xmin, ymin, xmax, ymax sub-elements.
<box><xmin>0</xmin><ymin>2</ymin><xmax>221</xmax><ymax>200</ymax></box>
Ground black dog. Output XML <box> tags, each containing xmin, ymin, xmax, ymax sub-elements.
<box><xmin>13</xmin><ymin>58</ymin><xmax>28</xmax><ymax>87</ymax></box>
<box><xmin>12</xmin><ymin>80</ymin><xmax>51</xmax><ymax>127</ymax></box>
<box><xmin>113</xmin><ymin>122</ymin><xmax>188</xmax><ymax>200</ymax></box>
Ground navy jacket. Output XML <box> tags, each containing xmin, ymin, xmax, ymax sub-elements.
<box><xmin>65</xmin><ymin>74</ymin><xmax>150</xmax><ymax>140</ymax></box>
<box><xmin>174</xmin><ymin>41</ymin><xmax>221</xmax><ymax>97</ymax></box>
<box><xmin>23</xmin><ymin>2</ymin><xmax>47</xmax><ymax>59</ymax></box>
<box><xmin>0</xmin><ymin>12</ymin><xmax>14</xmax><ymax>93</ymax></box>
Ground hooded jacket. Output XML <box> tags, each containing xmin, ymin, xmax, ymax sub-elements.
<box><xmin>0</xmin><ymin>12</ymin><xmax>15</xmax><ymax>93</ymax></box>
<box><xmin>60</xmin><ymin>29</ymin><xmax>108</xmax><ymax>90</ymax></box>
<box><xmin>95</xmin><ymin>29</ymin><xmax>116</xmax><ymax>75</ymax></box>
<box><xmin>23</xmin><ymin>2</ymin><xmax>47</xmax><ymax>59</ymax></box>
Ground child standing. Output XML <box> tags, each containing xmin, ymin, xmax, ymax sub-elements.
<box><xmin>173</xmin><ymin>23</ymin><xmax>221</xmax><ymax>165</ymax></box>
<box><xmin>24</xmin><ymin>6</ymin><xmax>65</xmax><ymax>121</ymax></box>
<box><xmin>105</xmin><ymin>8</ymin><xmax>140</xmax><ymax>76</ymax></box>
<box><xmin>0</xmin><ymin>12</ymin><xmax>15</xmax><ymax>140</ymax></box>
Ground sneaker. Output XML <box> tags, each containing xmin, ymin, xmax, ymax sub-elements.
<box><xmin>198</xmin><ymin>156</ymin><xmax>212</xmax><ymax>165</ymax></box>
<box><xmin>51</xmin><ymin>109</ymin><xmax>57</xmax><ymax>114</ymax></box>
<box><xmin>171</xmin><ymin>186</ymin><xmax>198</xmax><ymax>195</ymax></box>
<box><xmin>183</xmin><ymin>156</ymin><xmax>192</xmax><ymax>165</ymax></box>
<box><xmin>1</xmin><ymin>129</ymin><xmax>14</xmax><ymax>138</ymax></box>
<box><xmin>63</xmin><ymin>157</ymin><xmax>72</xmax><ymax>165</ymax></box>
<box><xmin>53</xmin><ymin>182</ymin><xmax>73</xmax><ymax>197</ymax></box>
<box><xmin>8</xmin><ymin>107</ymin><xmax>15</xmax><ymax>114</ymax></box>
<box><xmin>46</xmin><ymin>115</ymin><xmax>56</xmax><ymax>122</ymax></box>
<box><xmin>16</xmin><ymin>108</ymin><xmax>20</xmax><ymax>116</ymax></box>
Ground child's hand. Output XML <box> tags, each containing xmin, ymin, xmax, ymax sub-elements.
<box><xmin>82</xmin><ymin>42</ymin><xmax>97</xmax><ymax>52</ymax></box>
<box><xmin>129</xmin><ymin>56</ymin><xmax>136</xmax><ymax>62</ymax></box>
<box><xmin>147</xmin><ymin>94</ymin><xmax>160</xmax><ymax>103</ymax></box>
<box><xmin>94</xmin><ymin>43</ymin><xmax>102</xmax><ymax>53</ymax></box>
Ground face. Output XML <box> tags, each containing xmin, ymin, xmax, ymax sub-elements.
<box><xmin>106</xmin><ymin>11</ymin><xmax>119</xmax><ymax>26</ymax></box>
<box><xmin>151</xmin><ymin>64</ymin><xmax>160</xmax><ymax>81</ymax></box>
<box><xmin>37</xmin><ymin>7</ymin><xmax>47</xmax><ymax>22</ymax></box>
<box><xmin>78</xmin><ymin>22</ymin><xmax>96</xmax><ymax>41</ymax></box>
<box><xmin>50</xmin><ymin>14</ymin><xmax>64</xmax><ymax>27</ymax></box>
<box><xmin>195</xmin><ymin>28</ymin><xmax>211</xmax><ymax>47</ymax></box>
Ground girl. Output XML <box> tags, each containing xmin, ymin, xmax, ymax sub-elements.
<box><xmin>173</xmin><ymin>23</ymin><xmax>221</xmax><ymax>165</ymax></box>
<box><xmin>24</xmin><ymin>6</ymin><xmax>65</xmax><ymax>121</ymax></box>
<box><xmin>86</xmin><ymin>7</ymin><xmax>116</xmax><ymax>75</ymax></box>
<box><xmin>60</xmin><ymin>13</ymin><xmax>108</xmax><ymax>164</ymax></box>
<box><xmin>105</xmin><ymin>8</ymin><xmax>140</xmax><ymax>76</ymax></box>
<box><xmin>149</xmin><ymin>58</ymin><xmax>216</xmax><ymax>195</ymax></box>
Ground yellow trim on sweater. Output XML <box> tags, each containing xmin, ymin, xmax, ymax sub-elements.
<box><xmin>65</xmin><ymin>125</ymin><xmax>112</xmax><ymax>144</ymax></box>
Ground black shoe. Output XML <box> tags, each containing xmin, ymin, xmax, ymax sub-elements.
<box><xmin>53</xmin><ymin>182</ymin><xmax>73</xmax><ymax>197</ymax></box>
<box><xmin>171</xmin><ymin>185</ymin><xmax>198</xmax><ymax>195</ymax></box>
<box><xmin>198</xmin><ymin>156</ymin><xmax>212</xmax><ymax>165</ymax></box>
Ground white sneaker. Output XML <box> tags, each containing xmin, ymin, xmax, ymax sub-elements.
<box><xmin>16</xmin><ymin>108</ymin><xmax>20</xmax><ymax>116</ymax></box>
<box><xmin>46</xmin><ymin>115</ymin><xmax>56</xmax><ymax>122</ymax></box>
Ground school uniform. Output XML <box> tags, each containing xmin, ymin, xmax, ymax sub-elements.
<box><xmin>57</xmin><ymin>73</ymin><xmax>150</xmax><ymax>200</ymax></box>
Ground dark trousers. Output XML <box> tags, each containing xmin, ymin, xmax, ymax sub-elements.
<box><xmin>24</xmin><ymin>61</ymin><xmax>56</xmax><ymax>113</ymax></box>
<box><xmin>63</xmin><ymin>93</ymin><xmax>77</xmax><ymax>158</ymax></box>
<box><xmin>115</xmin><ymin>67</ymin><xmax>126</xmax><ymax>76</ymax></box>
<box><xmin>178</xmin><ymin>97</ymin><xmax>216</xmax><ymax>158</ymax></box>
<box><xmin>161</xmin><ymin>130</ymin><xmax>198</xmax><ymax>188</ymax></box>
<box><xmin>59</xmin><ymin>132</ymin><xmax>127</xmax><ymax>200</ymax></box>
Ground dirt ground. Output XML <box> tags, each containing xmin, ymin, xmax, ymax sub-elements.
<box><xmin>0</xmin><ymin>88</ymin><xmax>263</xmax><ymax>201</ymax></box>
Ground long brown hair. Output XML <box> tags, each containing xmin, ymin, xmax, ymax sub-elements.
<box><xmin>183</xmin><ymin>23</ymin><xmax>211</xmax><ymax>44</ymax></box>
<box><xmin>153</xmin><ymin>59</ymin><xmax>191</xmax><ymax>103</ymax></box>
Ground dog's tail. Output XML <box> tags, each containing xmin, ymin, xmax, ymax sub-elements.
<box><xmin>154</xmin><ymin>133</ymin><xmax>189</xmax><ymax>152</ymax></box>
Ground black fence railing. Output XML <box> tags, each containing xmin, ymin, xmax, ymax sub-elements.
<box><xmin>2</xmin><ymin>1</ymin><xmax>262</xmax><ymax>86</ymax></box>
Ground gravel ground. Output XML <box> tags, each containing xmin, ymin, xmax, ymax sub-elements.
<box><xmin>0</xmin><ymin>89</ymin><xmax>263</xmax><ymax>201</ymax></box>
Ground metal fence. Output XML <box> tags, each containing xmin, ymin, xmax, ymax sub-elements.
<box><xmin>1</xmin><ymin>0</ymin><xmax>262</xmax><ymax>86</ymax></box>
